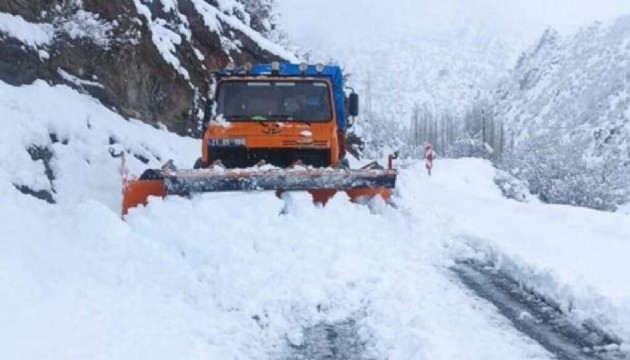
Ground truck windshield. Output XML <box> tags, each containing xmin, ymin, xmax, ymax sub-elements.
<box><xmin>216</xmin><ymin>80</ymin><xmax>332</xmax><ymax>122</ymax></box>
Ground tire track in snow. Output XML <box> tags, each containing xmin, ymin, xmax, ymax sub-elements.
<box><xmin>453</xmin><ymin>261</ymin><xmax>628</xmax><ymax>360</ymax></box>
<box><xmin>281</xmin><ymin>319</ymin><xmax>373</xmax><ymax>360</ymax></box>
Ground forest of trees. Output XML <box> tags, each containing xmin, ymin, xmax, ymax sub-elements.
<box><xmin>408</xmin><ymin>98</ymin><xmax>505</xmax><ymax>160</ymax></box>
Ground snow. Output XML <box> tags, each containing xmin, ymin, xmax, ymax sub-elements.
<box><xmin>58</xmin><ymin>9</ymin><xmax>115</xmax><ymax>48</ymax></box>
<box><xmin>1</xmin><ymin>80</ymin><xmax>629</xmax><ymax>358</ymax></box>
<box><xmin>0</xmin><ymin>10</ymin><xmax>113</xmax><ymax>49</ymax></box>
<box><xmin>210</xmin><ymin>113</ymin><xmax>231</xmax><ymax>127</ymax></box>
<box><xmin>37</xmin><ymin>49</ymin><xmax>50</xmax><ymax>59</ymax></box>
<box><xmin>58</xmin><ymin>69</ymin><xmax>104</xmax><ymax>89</ymax></box>
<box><xmin>403</xmin><ymin>158</ymin><xmax>630</xmax><ymax>340</ymax></box>
<box><xmin>190</xmin><ymin>0</ymin><xmax>299</xmax><ymax>62</ymax></box>
<box><xmin>193</xmin><ymin>47</ymin><xmax>205</xmax><ymax>61</ymax></box>
<box><xmin>0</xmin><ymin>80</ymin><xmax>197</xmax><ymax>210</ymax></box>
<box><xmin>133</xmin><ymin>0</ymin><xmax>191</xmax><ymax>81</ymax></box>
<box><xmin>130</xmin><ymin>0</ymin><xmax>297</xmax><ymax>82</ymax></box>
<box><xmin>494</xmin><ymin>16</ymin><xmax>630</xmax><ymax>210</ymax></box>
<box><xmin>0</xmin><ymin>80</ymin><xmax>555</xmax><ymax>359</ymax></box>
<box><xmin>158</xmin><ymin>0</ymin><xmax>179</xmax><ymax>12</ymax></box>
<box><xmin>0</xmin><ymin>12</ymin><xmax>54</xmax><ymax>47</ymax></box>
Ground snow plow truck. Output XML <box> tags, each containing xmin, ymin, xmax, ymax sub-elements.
<box><xmin>121</xmin><ymin>62</ymin><xmax>397</xmax><ymax>215</ymax></box>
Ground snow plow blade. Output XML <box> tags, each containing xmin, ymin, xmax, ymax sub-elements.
<box><xmin>164</xmin><ymin>169</ymin><xmax>396</xmax><ymax>195</ymax></box>
<box><xmin>121</xmin><ymin>168</ymin><xmax>396</xmax><ymax>215</ymax></box>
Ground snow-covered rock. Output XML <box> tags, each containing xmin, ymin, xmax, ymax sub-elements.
<box><xmin>0</xmin><ymin>0</ymin><xmax>296</xmax><ymax>135</ymax></box>
<box><xmin>0</xmin><ymin>79</ymin><xmax>197</xmax><ymax>208</ymax></box>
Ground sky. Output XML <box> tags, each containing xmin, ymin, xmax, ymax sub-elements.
<box><xmin>276</xmin><ymin>0</ymin><xmax>630</xmax><ymax>49</ymax></box>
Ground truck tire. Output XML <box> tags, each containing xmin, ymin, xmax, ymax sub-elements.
<box><xmin>193</xmin><ymin>157</ymin><xmax>206</xmax><ymax>169</ymax></box>
<box><xmin>335</xmin><ymin>157</ymin><xmax>350</xmax><ymax>170</ymax></box>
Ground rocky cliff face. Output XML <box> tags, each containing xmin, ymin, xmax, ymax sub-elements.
<box><xmin>0</xmin><ymin>0</ymin><xmax>296</xmax><ymax>134</ymax></box>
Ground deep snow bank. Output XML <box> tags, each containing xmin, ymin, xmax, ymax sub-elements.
<box><xmin>0</xmin><ymin>80</ymin><xmax>197</xmax><ymax>210</ymax></box>
<box><xmin>0</xmin><ymin>187</ymin><xmax>553</xmax><ymax>360</ymax></box>
<box><xmin>406</xmin><ymin>158</ymin><xmax>630</xmax><ymax>343</ymax></box>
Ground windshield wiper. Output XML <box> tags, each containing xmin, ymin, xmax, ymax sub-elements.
<box><xmin>250</xmin><ymin>114</ymin><xmax>295</xmax><ymax>121</ymax></box>
<box><xmin>224</xmin><ymin>114</ymin><xmax>298</xmax><ymax>121</ymax></box>
<box><xmin>223</xmin><ymin>114</ymin><xmax>249</xmax><ymax>120</ymax></box>
<box><xmin>267</xmin><ymin>114</ymin><xmax>294</xmax><ymax>120</ymax></box>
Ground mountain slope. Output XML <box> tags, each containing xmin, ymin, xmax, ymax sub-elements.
<box><xmin>0</xmin><ymin>0</ymin><xmax>297</xmax><ymax>134</ymax></box>
<box><xmin>494</xmin><ymin>16</ymin><xmax>630</xmax><ymax>210</ymax></box>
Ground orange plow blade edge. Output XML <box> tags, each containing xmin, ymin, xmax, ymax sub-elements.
<box><xmin>122</xmin><ymin>179</ymin><xmax>165</xmax><ymax>216</ymax></box>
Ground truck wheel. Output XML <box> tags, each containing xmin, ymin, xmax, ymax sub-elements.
<box><xmin>193</xmin><ymin>157</ymin><xmax>207</xmax><ymax>169</ymax></box>
<box><xmin>335</xmin><ymin>157</ymin><xmax>350</xmax><ymax>170</ymax></box>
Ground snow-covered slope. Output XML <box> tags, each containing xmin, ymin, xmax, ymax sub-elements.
<box><xmin>494</xmin><ymin>16</ymin><xmax>630</xmax><ymax>210</ymax></box>
<box><xmin>0</xmin><ymin>80</ymin><xmax>197</xmax><ymax>209</ymax></box>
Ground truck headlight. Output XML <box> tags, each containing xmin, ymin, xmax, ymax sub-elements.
<box><xmin>208</xmin><ymin>138</ymin><xmax>246</xmax><ymax>147</ymax></box>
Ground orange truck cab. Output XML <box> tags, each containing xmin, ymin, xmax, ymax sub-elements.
<box><xmin>197</xmin><ymin>62</ymin><xmax>357</xmax><ymax>170</ymax></box>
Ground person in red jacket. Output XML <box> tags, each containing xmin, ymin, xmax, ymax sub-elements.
<box><xmin>425</xmin><ymin>144</ymin><xmax>435</xmax><ymax>176</ymax></box>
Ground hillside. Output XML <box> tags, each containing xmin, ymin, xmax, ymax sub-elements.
<box><xmin>0</xmin><ymin>0</ymin><xmax>297</xmax><ymax>134</ymax></box>
<box><xmin>494</xmin><ymin>16</ymin><xmax>630</xmax><ymax>210</ymax></box>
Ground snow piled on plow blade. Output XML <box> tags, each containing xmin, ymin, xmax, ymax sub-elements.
<box><xmin>164</xmin><ymin>168</ymin><xmax>397</xmax><ymax>194</ymax></box>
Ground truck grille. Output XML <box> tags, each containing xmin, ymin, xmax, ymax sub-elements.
<box><xmin>208</xmin><ymin>147</ymin><xmax>331</xmax><ymax>168</ymax></box>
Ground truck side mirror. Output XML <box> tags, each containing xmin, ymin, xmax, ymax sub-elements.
<box><xmin>349</xmin><ymin>93</ymin><xmax>359</xmax><ymax>117</ymax></box>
